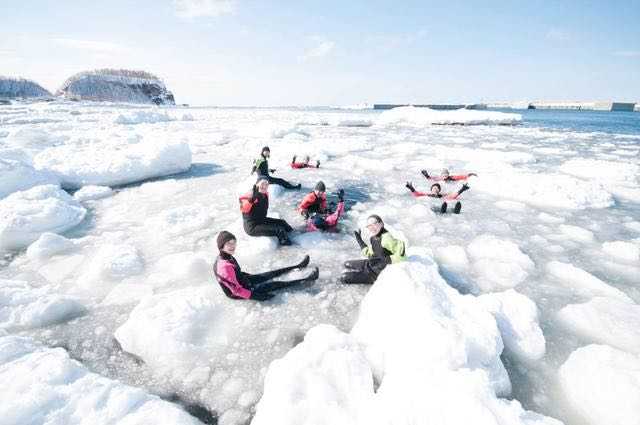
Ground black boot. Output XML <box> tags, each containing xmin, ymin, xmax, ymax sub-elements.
<box><xmin>277</xmin><ymin>230</ymin><xmax>292</xmax><ymax>246</ymax></box>
<box><xmin>297</xmin><ymin>255</ymin><xmax>310</xmax><ymax>269</ymax></box>
<box><xmin>440</xmin><ymin>202</ymin><xmax>448</xmax><ymax>214</ymax></box>
<box><xmin>453</xmin><ymin>202</ymin><xmax>462</xmax><ymax>214</ymax></box>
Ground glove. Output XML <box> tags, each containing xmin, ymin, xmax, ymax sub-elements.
<box><xmin>270</xmin><ymin>168</ymin><xmax>277</xmax><ymax>174</ymax></box>
<box><xmin>251</xmin><ymin>291</ymin><xmax>275</xmax><ymax>301</ymax></box>
<box><xmin>405</xmin><ymin>182</ymin><xmax>416</xmax><ymax>192</ymax></box>
<box><xmin>468</xmin><ymin>173</ymin><xmax>477</xmax><ymax>177</ymax></box>
<box><xmin>292</xmin><ymin>155</ymin><xmax>297</xmax><ymax>164</ymax></box>
<box><xmin>354</xmin><ymin>230</ymin><xmax>367</xmax><ymax>250</ymax></box>
<box><xmin>316</xmin><ymin>160</ymin><xmax>321</xmax><ymax>168</ymax></box>
<box><xmin>337</xmin><ymin>189</ymin><xmax>344</xmax><ymax>202</ymax></box>
<box><xmin>421</xmin><ymin>169</ymin><xmax>430</xmax><ymax>179</ymax></box>
<box><xmin>458</xmin><ymin>183</ymin><xmax>470</xmax><ymax>195</ymax></box>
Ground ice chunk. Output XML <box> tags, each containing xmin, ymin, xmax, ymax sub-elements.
<box><xmin>351</xmin><ymin>255</ymin><xmax>511</xmax><ymax>395</ymax></box>
<box><xmin>114</xmin><ymin>286</ymin><xmax>232</xmax><ymax>377</ymax></box>
<box><xmin>546</xmin><ymin>261</ymin><xmax>632</xmax><ymax>302</ymax></box>
<box><xmin>26</xmin><ymin>232</ymin><xmax>75</xmax><ymax>261</ymax></box>
<box><xmin>376</xmin><ymin>106</ymin><xmax>522</xmax><ymax>126</ymax></box>
<box><xmin>114</xmin><ymin>110</ymin><xmax>175</xmax><ymax>124</ymax></box>
<box><xmin>602</xmin><ymin>240</ymin><xmax>640</xmax><ymax>262</ymax></box>
<box><xmin>0</xmin><ymin>279</ymin><xmax>85</xmax><ymax>331</ymax></box>
<box><xmin>560</xmin><ymin>158</ymin><xmax>639</xmax><ymax>187</ymax></box>
<box><xmin>559</xmin><ymin>344</ymin><xmax>640</xmax><ymax>425</ymax></box>
<box><xmin>0</xmin><ymin>158</ymin><xmax>58</xmax><ymax>198</ymax></box>
<box><xmin>466</xmin><ymin>235</ymin><xmax>534</xmax><ymax>293</ymax></box>
<box><xmin>558</xmin><ymin>224</ymin><xmax>594</xmax><ymax>243</ymax></box>
<box><xmin>0</xmin><ymin>185</ymin><xmax>86</xmax><ymax>251</ymax></box>
<box><xmin>77</xmin><ymin>243</ymin><xmax>144</xmax><ymax>288</ymax></box>
<box><xmin>33</xmin><ymin>139</ymin><xmax>191</xmax><ymax>188</ymax></box>
<box><xmin>147</xmin><ymin>251</ymin><xmax>211</xmax><ymax>287</ymax></box>
<box><xmin>477</xmin><ymin>290</ymin><xmax>546</xmax><ymax>362</ymax></box>
<box><xmin>252</xmin><ymin>324</ymin><xmax>375</xmax><ymax>425</ymax></box>
<box><xmin>0</xmin><ymin>335</ymin><xmax>200</xmax><ymax>425</ymax></box>
<box><xmin>145</xmin><ymin>204</ymin><xmax>214</xmax><ymax>236</ymax></box>
<box><xmin>557</xmin><ymin>297</ymin><xmax>640</xmax><ymax>355</ymax></box>
<box><xmin>73</xmin><ymin>185</ymin><xmax>114</xmax><ymax>201</ymax></box>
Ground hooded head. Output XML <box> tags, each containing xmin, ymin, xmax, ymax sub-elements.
<box><xmin>261</xmin><ymin>146</ymin><xmax>270</xmax><ymax>157</ymax></box>
<box><xmin>314</xmin><ymin>181</ymin><xmax>326</xmax><ymax>193</ymax></box>
<box><xmin>441</xmin><ymin>168</ymin><xmax>450</xmax><ymax>178</ymax></box>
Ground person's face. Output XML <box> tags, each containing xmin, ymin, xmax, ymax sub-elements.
<box><xmin>263</xmin><ymin>150</ymin><xmax>270</xmax><ymax>158</ymax></box>
<box><xmin>258</xmin><ymin>180</ymin><xmax>269</xmax><ymax>193</ymax></box>
<box><xmin>366</xmin><ymin>218</ymin><xmax>383</xmax><ymax>236</ymax></box>
<box><xmin>222</xmin><ymin>239</ymin><xmax>237</xmax><ymax>255</ymax></box>
<box><xmin>314</xmin><ymin>189</ymin><xmax>324</xmax><ymax>196</ymax></box>
<box><xmin>431</xmin><ymin>185</ymin><xmax>441</xmax><ymax>195</ymax></box>
<box><xmin>441</xmin><ymin>171</ymin><xmax>449</xmax><ymax>178</ymax></box>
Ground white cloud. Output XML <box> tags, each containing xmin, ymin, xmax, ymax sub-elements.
<box><xmin>174</xmin><ymin>0</ymin><xmax>235</xmax><ymax>18</ymax></box>
<box><xmin>52</xmin><ymin>38</ymin><xmax>128</xmax><ymax>54</ymax></box>
<box><xmin>613</xmin><ymin>50</ymin><xmax>640</xmax><ymax>57</ymax></box>
<box><xmin>300</xmin><ymin>38</ymin><xmax>335</xmax><ymax>61</ymax></box>
<box><xmin>546</xmin><ymin>29</ymin><xmax>571</xmax><ymax>42</ymax></box>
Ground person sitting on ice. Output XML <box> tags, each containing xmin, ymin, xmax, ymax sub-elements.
<box><xmin>340</xmin><ymin>215</ymin><xmax>406</xmax><ymax>284</ymax></box>
<box><xmin>405</xmin><ymin>181</ymin><xmax>470</xmax><ymax>214</ymax></box>
<box><xmin>214</xmin><ymin>231</ymin><xmax>318</xmax><ymax>301</ymax></box>
<box><xmin>291</xmin><ymin>155</ymin><xmax>320</xmax><ymax>169</ymax></box>
<box><xmin>297</xmin><ymin>181</ymin><xmax>345</xmax><ymax>232</ymax></box>
<box><xmin>251</xmin><ymin>146</ymin><xmax>301</xmax><ymax>189</ymax></box>
<box><xmin>240</xmin><ymin>178</ymin><xmax>294</xmax><ymax>245</ymax></box>
<box><xmin>421</xmin><ymin>168</ymin><xmax>477</xmax><ymax>182</ymax></box>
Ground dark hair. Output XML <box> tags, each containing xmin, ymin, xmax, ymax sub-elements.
<box><xmin>367</xmin><ymin>214</ymin><xmax>383</xmax><ymax>224</ymax></box>
<box><xmin>431</xmin><ymin>183</ymin><xmax>441</xmax><ymax>191</ymax></box>
<box><xmin>217</xmin><ymin>230</ymin><xmax>236</xmax><ymax>250</ymax></box>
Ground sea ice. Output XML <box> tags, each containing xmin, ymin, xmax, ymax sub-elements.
<box><xmin>546</xmin><ymin>261</ymin><xmax>632</xmax><ymax>303</ymax></box>
<box><xmin>0</xmin><ymin>158</ymin><xmax>58</xmax><ymax>198</ymax></box>
<box><xmin>376</xmin><ymin>106</ymin><xmax>522</xmax><ymax>126</ymax></box>
<box><xmin>557</xmin><ymin>297</ymin><xmax>640</xmax><ymax>354</ymax></box>
<box><xmin>559</xmin><ymin>344</ymin><xmax>640</xmax><ymax>425</ymax></box>
<box><xmin>602</xmin><ymin>240</ymin><xmax>640</xmax><ymax>262</ymax></box>
<box><xmin>26</xmin><ymin>232</ymin><xmax>75</xmax><ymax>261</ymax></box>
<box><xmin>0</xmin><ymin>185</ymin><xmax>86</xmax><ymax>251</ymax></box>
<box><xmin>73</xmin><ymin>185</ymin><xmax>114</xmax><ymax>201</ymax></box>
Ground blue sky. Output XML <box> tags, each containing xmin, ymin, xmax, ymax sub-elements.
<box><xmin>1</xmin><ymin>0</ymin><xmax>639</xmax><ymax>105</ymax></box>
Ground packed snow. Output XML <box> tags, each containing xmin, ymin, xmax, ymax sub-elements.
<box><xmin>0</xmin><ymin>101</ymin><xmax>638</xmax><ymax>424</ymax></box>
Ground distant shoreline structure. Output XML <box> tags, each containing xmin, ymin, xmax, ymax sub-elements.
<box><xmin>487</xmin><ymin>101</ymin><xmax>637</xmax><ymax>112</ymax></box>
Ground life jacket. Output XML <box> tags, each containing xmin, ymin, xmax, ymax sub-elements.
<box><xmin>239</xmin><ymin>191</ymin><xmax>268</xmax><ymax>214</ymax></box>
<box><xmin>298</xmin><ymin>192</ymin><xmax>326</xmax><ymax>214</ymax></box>
<box><xmin>213</xmin><ymin>254</ymin><xmax>252</xmax><ymax>299</ymax></box>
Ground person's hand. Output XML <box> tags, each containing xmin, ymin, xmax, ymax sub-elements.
<box><xmin>420</xmin><ymin>169</ymin><xmax>430</xmax><ymax>178</ymax></box>
<box><xmin>405</xmin><ymin>182</ymin><xmax>415</xmax><ymax>192</ymax></box>
<box><xmin>270</xmin><ymin>168</ymin><xmax>277</xmax><ymax>173</ymax></box>
<box><xmin>468</xmin><ymin>173</ymin><xmax>477</xmax><ymax>177</ymax></box>
<box><xmin>292</xmin><ymin>155</ymin><xmax>297</xmax><ymax>164</ymax></box>
<box><xmin>251</xmin><ymin>291</ymin><xmax>274</xmax><ymax>301</ymax></box>
<box><xmin>338</xmin><ymin>189</ymin><xmax>344</xmax><ymax>201</ymax></box>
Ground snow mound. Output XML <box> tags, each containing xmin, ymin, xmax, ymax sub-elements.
<box><xmin>57</xmin><ymin>69</ymin><xmax>175</xmax><ymax>105</ymax></box>
<box><xmin>145</xmin><ymin>204</ymin><xmax>214</xmax><ymax>236</ymax></box>
<box><xmin>557</xmin><ymin>297</ymin><xmax>640</xmax><ymax>355</ymax></box>
<box><xmin>73</xmin><ymin>185</ymin><xmax>114</xmax><ymax>201</ymax></box>
<box><xmin>559</xmin><ymin>344</ymin><xmax>640</xmax><ymax>425</ymax></box>
<box><xmin>0</xmin><ymin>185</ymin><xmax>86</xmax><ymax>251</ymax></box>
<box><xmin>147</xmin><ymin>251</ymin><xmax>211</xmax><ymax>287</ymax></box>
<box><xmin>377</xmin><ymin>106</ymin><xmax>522</xmax><ymax>126</ymax></box>
<box><xmin>0</xmin><ymin>335</ymin><xmax>200</xmax><ymax>424</ymax></box>
<box><xmin>34</xmin><ymin>139</ymin><xmax>192</xmax><ymax>188</ymax></box>
<box><xmin>115</xmin><ymin>110</ymin><xmax>175</xmax><ymax>125</ymax></box>
<box><xmin>558</xmin><ymin>224</ymin><xmax>594</xmax><ymax>243</ymax></box>
<box><xmin>0</xmin><ymin>76</ymin><xmax>51</xmax><ymax>98</ymax></box>
<box><xmin>546</xmin><ymin>261</ymin><xmax>632</xmax><ymax>302</ymax></box>
<box><xmin>602</xmin><ymin>240</ymin><xmax>640</xmax><ymax>262</ymax></box>
<box><xmin>78</xmin><ymin>243</ymin><xmax>144</xmax><ymax>288</ymax></box>
<box><xmin>0</xmin><ymin>279</ymin><xmax>85</xmax><ymax>331</ymax></box>
<box><xmin>351</xmin><ymin>255</ymin><xmax>510</xmax><ymax>395</ymax></box>
<box><xmin>26</xmin><ymin>232</ymin><xmax>75</xmax><ymax>261</ymax></box>
<box><xmin>560</xmin><ymin>159</ymin><xmax>639</xmax><ymax>186</ymax></box>
<box><xmin>477</xmin><ymin>290</ymin><xmax>546</xmax><ymax>362</ymax></box>
<box><xmin>114</xmin><ymin>286</ymin><xmax>232</xmax><ymax>377</ymax></box>
<box><xmin>253</xmin><ymin>324</ymin><xmax>375</xmax><ymax>425</ymax></box>
<box><xmin>466</xmin><ymin>235</ymin><xmax>534</xmax><ymax>293</ymax></box>
<box><xmin>0</xmin><ymin>158</ymin><xmax>58</xmax><ymax>199</ymax></box>
<box><xmin>474</xmin><ymin>171</ymin><xmax>613</xmax><ymax>210</ymax></box>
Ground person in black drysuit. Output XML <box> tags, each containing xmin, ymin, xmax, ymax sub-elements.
<box><xmin>214</xmin><ymin>231</ymin><xmax>318</xmax><ymax>301</ymax></box>
<box><xmin>340</xmin><ymin>215</ymin><xmax>406</xmax><ymax>284</ymax></box>
<box><xmin>240</xmin><ymin>178</ymin><xmax>294</xmax><ymax>245</ymax></box>
<box><xmin>251</xmin><ymin>146</ymin><xmax>301</xmax><ymax>189</ymax></box>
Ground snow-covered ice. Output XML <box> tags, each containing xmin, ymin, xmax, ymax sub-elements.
<box><xmin>73</xmin><ymin>185</ymin><xmax>114</xmax><ymax>201</ymax></box>
<box><xmin>0</xmin><ymin>185</ymin><xmax>86</xmax><ymax>251</ymax></box>
<box><xmin>0</xmin><ymin>158</ymin><xmax>58</xmax><ymax>198</ymax></box>
<box><xmin>559</xmin><ymin>344</ymin><xmax>640</xmax><ymax>425</ymax></box>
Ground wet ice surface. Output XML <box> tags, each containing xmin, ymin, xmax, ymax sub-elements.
<box><xmin>1</xmin><ymin>103</ymin><xmax>639</xmax><ymax>424</ymax></box>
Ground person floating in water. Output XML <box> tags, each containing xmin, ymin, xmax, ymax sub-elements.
<box><xmin>405</xmin><ymin>181</ymin><xmax>470</xmax><ymax>214</ymax></box>
<box><xmin>297</xmin><ymin>181</ymin><xmax>345</xmax><ymax>231</ymax></box>
<box><xmin>251</xmin><ymin>146</ymin><xmax>301</xmax><ymax>189</ymax></box>
<box><xmin>340</xmin><ymin>215</ymin><xmax>406</xmax><ymax>284</ymax></box>
<box><xmin>240</xmin><ymin>178</ymin><xmax>294</xmax><ymax>245</ymax></box>
<box><xmin>291</xmin><ymin>155</ymin><xmax>320</xmax><ymax>169</ymax></box>
<box><xmin>214</xmin><ymin>231</ymin><xmax>318</xmax><ymax>301</ymax></box>
<box><xmin>421</xmin><ymin>168</ymin><xmax>477</xmax><ymax>182</ymax></box>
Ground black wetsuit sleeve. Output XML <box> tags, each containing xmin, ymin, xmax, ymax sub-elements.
<box><xmin>457</xmin><ymin>184</ymin><xmax>470</xmax><ymax>196</ymax></box>
<box><xmin>354</xmin><ymin>231</ymin><xmax>367</xmax><ymax>250</ymax></box>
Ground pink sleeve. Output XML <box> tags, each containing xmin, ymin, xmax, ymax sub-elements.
<box><xmin>445</xmin><ymin>192</ymin><xmax>460</xmax><ymax>200</ymax></box>
<box><xmin>411</xmin><ymin>191</ymin><xmax>429</xmax><ymax>197</ymax></box>
<box><xmin>450</xmin><ymin>175</ymin><xmax>468</xmax><ymax>181</ymax></box>
<box><xmin>217</xmin><ymin>262</ymin><xmax>252</xmax><ymax>299</ymax></box>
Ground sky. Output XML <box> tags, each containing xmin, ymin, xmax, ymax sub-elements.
<box><xmin>1</xmin><ymin>0</ymin><xmax>639</xmax><ymax>106</ymax></box>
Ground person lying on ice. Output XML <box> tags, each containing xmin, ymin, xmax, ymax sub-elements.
<box><xmin>214</xmin><ymin>231</ymin><xmax>318</xmax><ymax>301</ymax></box>
<box><xmin>405</xmin><ymin>181</ymin><xmax>470</xmax><ymax>214</ymax></box>
<box><xmin>340</xmin><ymin>215</ymin><xmax>406</xmax><ymax>284</ymax></box>
<box><xmin>420</xmin><ymin>168</ymin><xmax>477</xmax><ymax>182</ymax></box>
<box><xmin>240</xmin><ymin>178</ymin><xmax>294</xmax><ymax>246</ymax></box>
<box><xmin>297</xmin><ymin>181</ymin><xmax>345</xmax><ymax>232</ymax></box>
<box><xmin>251</xmin><ymin>146</ymin><xmax>301</xmax><ymax>189</ymax></box>
<box><xmin>291</xmin><ymin>155</ymin><xmax>320</xmax><ymax>169</ymax></box>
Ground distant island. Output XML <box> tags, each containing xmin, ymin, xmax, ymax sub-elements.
<box><xmin>57</xmin><ymin>69</ymin><xmax>175</xmax><ymax>105</ymax></box>
<box><xmin>0</xmin><ymin>76</ymin><xmax>51</xmax><ymax>100</ymax></box>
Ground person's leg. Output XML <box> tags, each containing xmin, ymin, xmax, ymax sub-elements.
<box><xmin>440</xmin><ymin>202</ymin><xmax>448</xmax><ymax>213</ymax></box>
<box><xmin>343</xmin><ymin>259</ymin><xmax>367</xmax><ymax>271</ymax></box>
<box><xmin>324</xmin><ymin>201</ymin><xmax>345</xmax><ymax>227</ymax></box>
<box><xmin>253</xmin><ymin>267</ymin><xmax>319</xmax><ymax>292</ymax></box>
<box><xmin>340</xmin><ymin>269</ymin><xmax>376</xmax><ymax>284</ymax></box>
<box><xmin>246</xmin><ymin>256</ymin><xmax>310</xmax><ymax>284</ymax></box>
<box><xmin>453</xmin><ymin>202</ymin><xmax>462</xmax><ymax>214</ymax></box>
<box><xmin>263</xmin><ymin>217</ymin><xmax>293</xmax><ymax>232</ymax></box>
<box><xmin>268</xmin><ymin>176</ymin><xmax>300</xmax><ymax>189</ymax></box>
<box><xmin>245</xmin><ymin>222</ymin><xmax>279</xmax><ymax>238</ymax></box>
